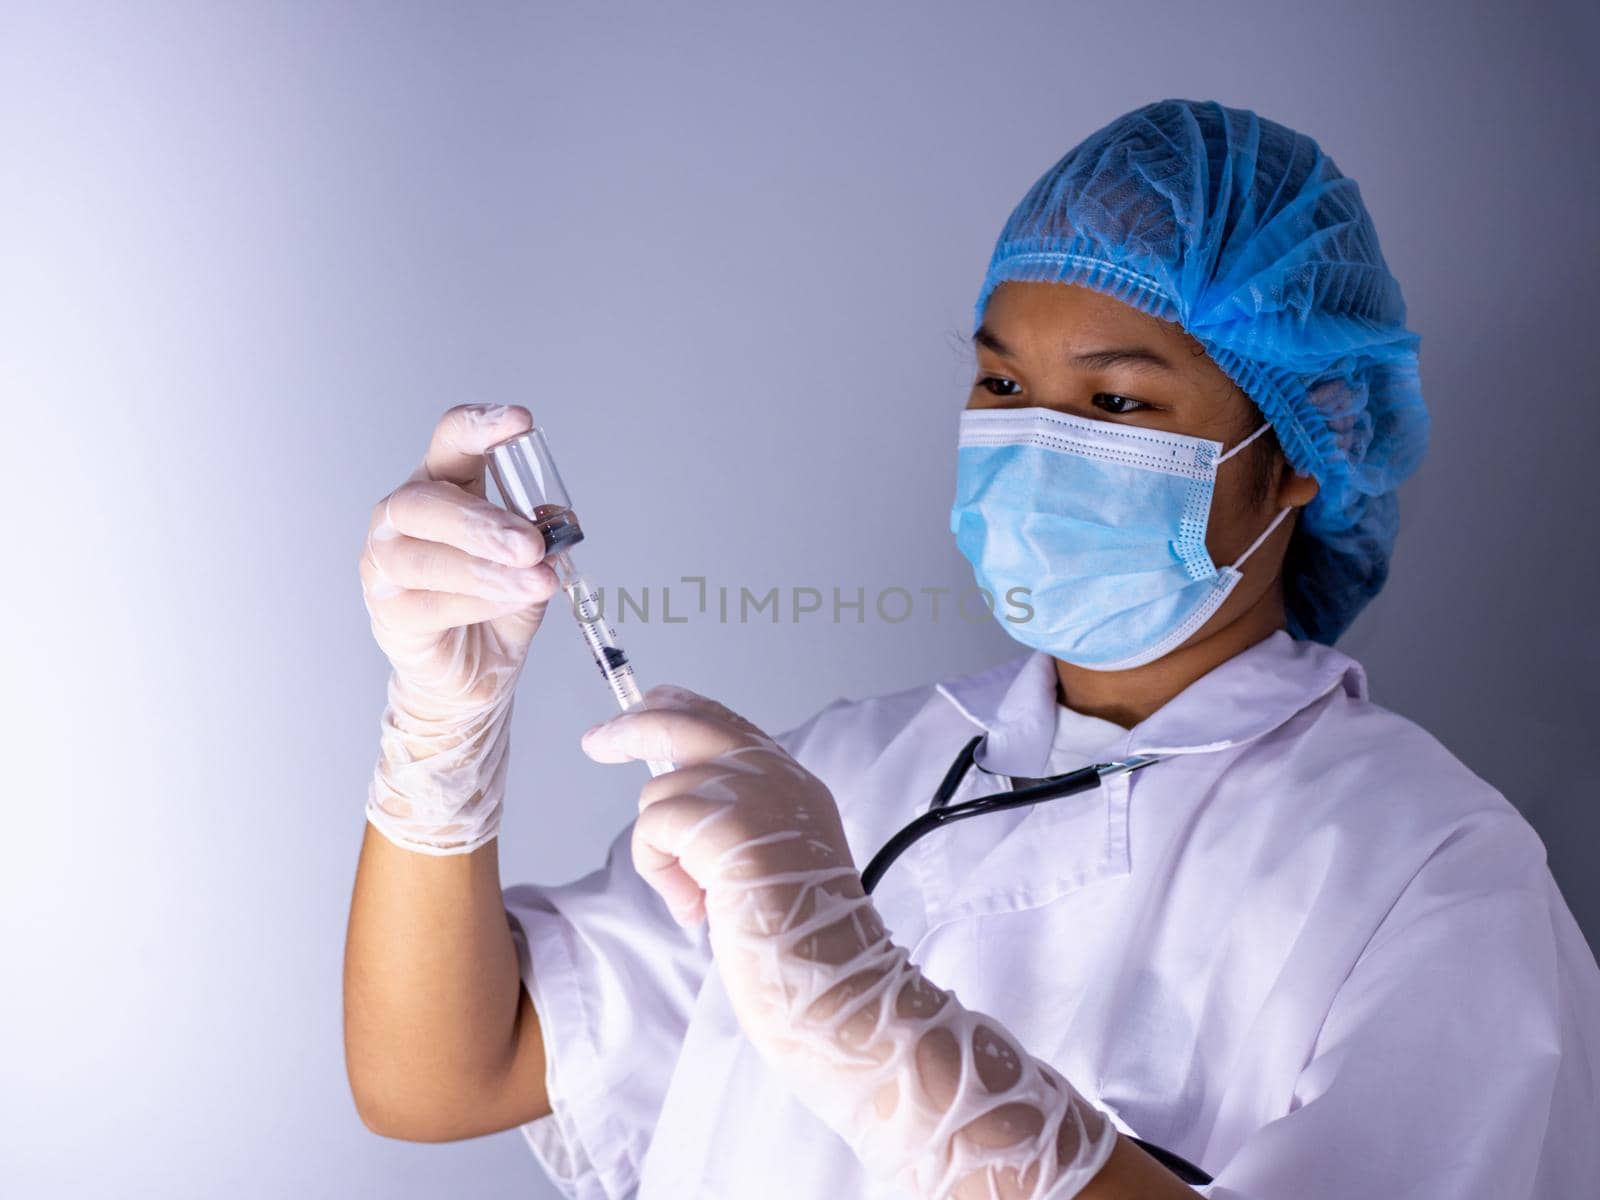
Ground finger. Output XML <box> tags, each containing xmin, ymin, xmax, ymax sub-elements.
<box><xmin>675</xmin><ymin>891</ymin><xmax>706</xmax><ymax>927</ymax></box>
<box><xmin>581</xmin><ymin>706</ymin><xmax>756</xmax><ymax>768</ymax></box>
<box><xmin>638</xmin><ymin>684</ymin><xmax>767</xmax><ymax>739</ymax></box>
<box><xmin>637</xmin><ymin>758</ymin><xmax>760</xmax><ymax>812</ymax></box>
<box><xmin>418</xmin><ymin>404</ymin><xmax>534</xmax><ymax>495</ymax></box>
<box><xmin>634</xmin><ymin>792</ymin><xmax>730</xmax><ymax>885</ymax></box>
<box><xmin>631</xmin><ymin>825</ymin><xmax>707</xmax><ymax>927</ymax></box>
<box><xmin>364</xmin><ymin>571</ymin><xmax>557</xmax><ymax>639</ymax></box>
<box><xmin>372</xmin><ymin>478</ymin><xmax>544</xmax><ymax>569</ymax></box>
<box><xmin>366</xmin><ymin>529</ymin><xmax>555</xmax><ymax>606</ymax></box>
<box><xmin>592</xmin><ymin>683</ymin><xmax>774</xmax><ymax>756</ymax></box>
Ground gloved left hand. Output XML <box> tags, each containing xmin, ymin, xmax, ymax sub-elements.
<box><xmin>581</xmin><ymin>685</ymin><xmax>1119</xmax><ymax>1200</ymax></box>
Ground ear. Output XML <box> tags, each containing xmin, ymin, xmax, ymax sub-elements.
<box><xmin>1276</xmin><ymin>461</ymin><xmax>1320</xmax><ymax>510</ymax></box>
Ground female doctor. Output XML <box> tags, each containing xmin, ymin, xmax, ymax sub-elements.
<box><xmin>344</xmin><ymin>98</ymin><xmax>1600</xmax><ymax>1199</ymax></box>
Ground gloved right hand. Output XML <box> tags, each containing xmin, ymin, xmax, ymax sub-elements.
<box><xmin>358</xmin><ymin>404</ymin><xmax>558</xmax><ymax>854</ymax></box>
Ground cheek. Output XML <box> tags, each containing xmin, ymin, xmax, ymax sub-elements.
<box><xmin>1203</xmin><ymin>473</ymin><xmax>1266</xmax><ymax>562</ymax></box>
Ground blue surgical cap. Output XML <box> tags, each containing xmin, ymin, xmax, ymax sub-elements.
<box><xmin>974</xmin><ymin>98</ymin><xmax>1429</xmax><ymax>645</ymax></box>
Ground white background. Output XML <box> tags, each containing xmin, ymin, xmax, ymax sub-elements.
<box><xmin>4</xmin><ymin>2</ymin><xmax>1597</xmax><ymax>1195</ymax></box>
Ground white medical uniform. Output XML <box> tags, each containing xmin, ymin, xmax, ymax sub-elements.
<box><xmin>503</xmin><ymin>631</ymin><xmax>1600</xmax><ymax>1199</ymax></box>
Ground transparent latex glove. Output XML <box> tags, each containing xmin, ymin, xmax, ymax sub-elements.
<box><xmin>582</xmin><ymin>686</ymin><xmax>1120</xmax><ymax>1200</ymax></box>
<box><xmin>357</xmin><ymin>404</ymin><xmax>558</xmax><ymax>854</ymax></box>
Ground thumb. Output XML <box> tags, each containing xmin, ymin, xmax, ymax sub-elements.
<box><xmin>420</xmin><ymin>404</ymin><xmax>534</xmax><ymax>497</ymax></box>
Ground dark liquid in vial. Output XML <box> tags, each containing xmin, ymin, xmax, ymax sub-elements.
<box><xmin>532</xmin><ymin>503</ymin><xmax>585</xmax><ymax>553</ymax></box>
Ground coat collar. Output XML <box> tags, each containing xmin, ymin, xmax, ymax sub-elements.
<box><xmin>910</xmin><ymin>631</ymin><xmax>1368</xmax><ymax>927</ymax></box>
<box><xmin>935</xmin><ymin>631</ymin><xmax>1367</xmax><ymax>776</ymax></box>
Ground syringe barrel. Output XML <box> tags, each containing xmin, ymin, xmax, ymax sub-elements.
<box><xmin>485</xmin><ymin>427</ymin><xmax>585</xmax><ymax>554</ymax></box>
<box><xmin>485</xmin><ymin>430</ymin><xmax>672</xmax><ymax>777</ymax></box>
<box><xmin>560</xmin><ymin>567</ymin><xmax>676</xmax><ymax>776</ymax></box>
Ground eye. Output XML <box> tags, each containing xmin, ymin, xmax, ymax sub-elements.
<box><xmin>1092</xmin><ymin>392</ymin><xmax>1148</xmax><ymax>415</ymax></box>
<box><xmin>977</xmin><ymin>376</ymin><xmax>1021</xmax><ymax>397</ymax></box>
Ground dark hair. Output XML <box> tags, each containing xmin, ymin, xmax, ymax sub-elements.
<box><xmin>1227</xmin><ymin>380</ymin><xmax>1281</xmax><ymax>511</ymax></box>
<box><xmin>1237</xmin><ymin>401</ymin><xmax>1300</xmax><ymax>606</ymax></box>
<box><xmin>1246</xmin><ymin>419</ymin><xmax>1280</xmax><ymax>509</ymax></box>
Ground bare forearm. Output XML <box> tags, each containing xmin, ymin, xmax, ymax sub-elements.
<box><xmin>1076</xmin><ymin>1135</ymin><xmax>1201</xmax><ymax>1198</ymax></box>
<box><xmin>343</xmin><ymin>823</ymin><xmax>548</xmax><ymax>1139</ymax></box>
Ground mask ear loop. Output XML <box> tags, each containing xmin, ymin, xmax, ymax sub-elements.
<box><xmin>1230</xmin><ymin>504</ymin><xmax>1293</xmax><ymax>571</ymax></box>
<box><xmin>1216</xmin><ymin>419</ymin><xmax>1274</xmax><ymax>464</ymax></box>
<box><xmin>1216</xmin><ymin>420</ymin><xmax>1293</xmax><ymax>572</ymax></box>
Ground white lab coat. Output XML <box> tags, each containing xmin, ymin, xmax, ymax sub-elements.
<box><xmin>502</xmin><ymin>631</ymin><xmax>1600</xmax><ymax>1198</ymax></box>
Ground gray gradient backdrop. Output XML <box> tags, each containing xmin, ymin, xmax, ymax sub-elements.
<box><xmin>5</xmin><ymin>2</ymin><xmax>1597</xmax><ymax>1196</ymax></box>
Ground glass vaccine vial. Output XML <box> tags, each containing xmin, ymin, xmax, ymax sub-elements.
<box><xmin>484</xmin><ymin>427</ymin><xmax>586</xmax><ymax>556</ymax></box>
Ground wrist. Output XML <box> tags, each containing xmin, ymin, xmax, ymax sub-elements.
<box><xmin>763</xmin><ymin>924</ymin><xmax>1119</xmax><ymax>1199</ymax></box>
<box><xmin>365</xmin><ymin>676</ymin><xmax>515</xmax><ymax>855</ymax></box>
<box><xmin>364</xmin><ymin>786</ymin><xmax>501</xmax><ymax>855</ymax></box>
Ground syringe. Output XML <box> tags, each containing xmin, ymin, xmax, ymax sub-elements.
<box><xmin>486</xmin><ymin>427</ymin><xmax>674</xmax><ymax>777</ymax></box>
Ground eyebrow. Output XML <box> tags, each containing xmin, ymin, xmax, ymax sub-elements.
<box><xmin>972</xmin><ymin>325</ymin><xmax>1176</xmax><ymax>373</ymax></box>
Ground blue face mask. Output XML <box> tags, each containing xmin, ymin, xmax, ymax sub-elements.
<box><xmin>950</xmin><ymin>407</ymin><xmax>1291</xmax><ymax>671</ymax></box>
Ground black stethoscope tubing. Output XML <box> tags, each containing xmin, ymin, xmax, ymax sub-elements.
<box><xmin>856</xmin><ymin>733</ymin><xmax>1213</xmax><ymax>1187</ymax></box>
<box><xmin>859</xmin><ymin>736</ymin><xmax>1105</xmax><ymax>893</ymax></box>
<box><xmin>860</xmin><ymin>734</ymin><xmax>1161</xmax><ymax>894</ymax></box>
